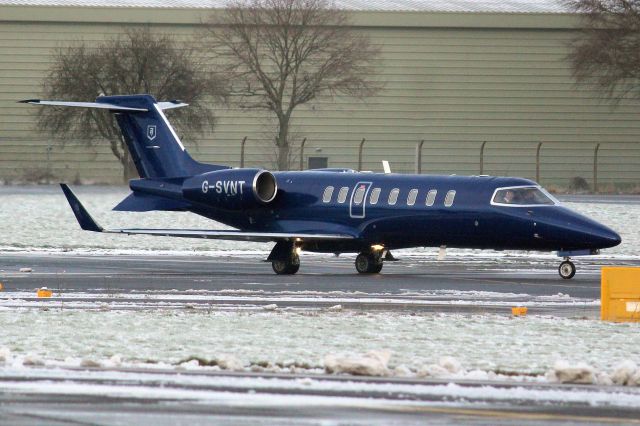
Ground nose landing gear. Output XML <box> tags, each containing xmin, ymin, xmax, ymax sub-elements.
<box><xmin>558</xmin><ymin>259</ymin><xmax>576</xmax><ymax>279</ymax></box>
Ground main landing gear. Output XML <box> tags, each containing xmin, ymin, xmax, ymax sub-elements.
<box><xmin>558</xmin><ymin>259</ymin><xmax>576</xmax><ymax>280</ymax></box>
<box><xmin>355</xmin><ymin>252</ymin><xmax>383</xmax><ymax>274</ymax></box>
<box><xmin>355</xmin><ymin>247</ymin><xmax>394</xmax><ymax>274</ymax></box>
<box><xmin>268</xmin><ymin>241</ymin><xmax>300</xmax><ymax>275</ymax></box>
<box><xmin>271</xmin><ymin>256</ymin><xmax>300</xmax><ymax>275</ymax></box>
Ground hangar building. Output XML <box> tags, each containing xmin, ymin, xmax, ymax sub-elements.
<box><xmin>1</xmin><ymin>0</ymin><xmax>639</xmax><ymax>189</ymax></box>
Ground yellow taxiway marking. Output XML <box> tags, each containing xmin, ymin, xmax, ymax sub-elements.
<box><xmin>376</xmin><ymin>405</ymin><xmax>640</xmax><ymax>424</ymax></box>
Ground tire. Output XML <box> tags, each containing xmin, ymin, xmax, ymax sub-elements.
<box><xmin>355</xmin><ymin>253</ymin><xmax>371</xmax><ymax>273</ymax></box>
<box><xmin>558</xmin><ymin>260</ymin><xmax>576</xmax><ymax>279</ymax></box>
<box><xmin>272</xmin><ymin>260</ymin><xmax>290</xmax><ymax>275</ymax></box>
<box><xmin>355</xmin><ymin>253</ymin><xmax>383</xmax><ymax>274</ymax></box>
<box><xmin>288</xmin><ymin>263</ymin><xmax>300</xmax><ymax>274</ymax></box>
<box><xmin>272</xmin><ymin>255</ymin><xmax>300</xmax><ymax>275</ymax></box>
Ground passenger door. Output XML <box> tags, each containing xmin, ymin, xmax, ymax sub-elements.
<box><xmin>349</xmin><ymin>181</ymin><xmax>372</xmax><ymax>219</ymax></box>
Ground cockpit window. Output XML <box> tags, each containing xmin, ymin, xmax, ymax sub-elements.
<box><xmin>492</xmin><ymin>186</ymin><xmax>556</xmax><ymax>206</ymax></box>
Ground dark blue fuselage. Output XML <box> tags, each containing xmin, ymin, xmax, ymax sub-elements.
<box><xmin>186</xmin><ymin>171</ymin><xmax>621</xmax><ymax>255</ymax></box>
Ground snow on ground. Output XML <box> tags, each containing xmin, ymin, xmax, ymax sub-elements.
<box><xmin>3</xmin><ymin>368</ymin><xmax>640</xmax><ymax>409</ymax></box>
<box><xmin>0</xmin><ymin>309</ymin><xmax>639</xmax><ymax>384</ymax></box>
<box><xmin>1</xmin><ymin>186</ymin><xmax>639</xmax><ymax>387</ymax></box>
<box><xmin>0</xmin><ymin>185</ymin><xmax>637</xmax><ymax>257</ymax></box>
<box><xmin>0</xmin><ymin>288</ymin><xmax>600</xmax><ymax>311</ymax></box>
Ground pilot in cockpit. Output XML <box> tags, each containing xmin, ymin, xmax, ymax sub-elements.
<box><xmin>502</xmin><ymin>189</ymin><xmax>515</xmax><ymax>204</ymax></box>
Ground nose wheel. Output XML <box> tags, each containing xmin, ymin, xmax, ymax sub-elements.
<box><xmin>558</xmin><ymin>259</ymin><xmax>576</xmax><ymax>279</ymax></box>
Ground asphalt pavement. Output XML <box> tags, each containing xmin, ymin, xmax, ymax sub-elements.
<box><xmin>1</xmin><ymin>252</ymin><xmax>640</xmax><ymax>425</ymax></box>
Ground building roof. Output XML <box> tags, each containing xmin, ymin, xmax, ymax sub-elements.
<box><xmin>0</xmin><ymin>0</ymin><xmax>570</xmax><ymax>13</ymax></box>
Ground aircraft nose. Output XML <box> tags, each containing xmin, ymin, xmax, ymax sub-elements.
<box><xmin>595</xmin><ymin>226</ymin><xmax>622</xmax><ymax>249</ymax></box>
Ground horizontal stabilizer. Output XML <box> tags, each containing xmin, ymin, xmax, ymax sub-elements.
<box><xmin>20</xmin><ymin>99</ymin><xmax>188</xmax><ymax>112</ymax></box>
<box><xmin>60</xmin><ymin>184</ymin><xmax>355</xmax><ymax>242</ymax></box>
<box><xmin>114</xmin><ymin>192</ymin><xmax>191</xmax><ymax>212</ymax></box>
<box><xmin>19</xmin><ymin>99</ymin><xmax>148</xmax><ymax>112</ymax></box>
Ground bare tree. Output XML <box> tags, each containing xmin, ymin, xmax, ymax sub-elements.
<box><xmin>39</xmin><ymin>27</ymin><xmax>228</xmax><ymax>181</ymax></box>
<box><xmin>567</xmin><ymin>0</ymin><xmax>640</xmax><ymax>102</ymax></box>
<box><xmin>202</xmin><ymin>0</ymin><xmax>380</xmax><ymax>170</ymax></box>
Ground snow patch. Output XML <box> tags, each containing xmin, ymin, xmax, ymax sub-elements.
<box><xmin>418</xmin><ymin>356</ymin><xmax>462</xmax><ymax>378</ymax></box>
<box><xmin>611</xmin><ymin>360</ymin><xmax>640</xmax><ymax>386</ymax></box>
<box><xmin>324</xmin><ymin>350</ymin><xmax>391</xmax><ymax>376</ymax></box>
<box><xmin>547</xmin><ymin>360</ymin><xmax>595</xmax><ymax>384</ymax></box>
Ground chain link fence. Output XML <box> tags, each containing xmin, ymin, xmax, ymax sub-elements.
<box><xmin>1</xmin><ymin>136</ymin><xmax>639</xmax><ymax>192</ymax></box>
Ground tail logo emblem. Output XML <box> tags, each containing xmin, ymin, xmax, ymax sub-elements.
<box><xmin>146</xmin><ymin>125</ymin><xmax>157</xmax><ymax>141</ymax></box>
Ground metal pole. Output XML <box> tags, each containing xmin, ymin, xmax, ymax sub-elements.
<box><xmin>357</xmin><ymin>138</ymin><xmax>366</xmax><ymax>171</ymax></box>
<box><xmin>479</xmin><ymin>141</ymin><xmax>487</xmax><ymax>175</ymax></box>
<box><xmin>46</xmin><ymin>141</ymin><xmax>52</xmax><ymax>184</ymax></box>
<box><xmin>593</xmin><ymin>143</ymin><xmax>600</xmax><ymax>193</ymax></box>
<box><xmin>240</xmin><ymin>136</ymin><xmax>247</xmax><ymax>168</ymax></box>
<box><xmin>415</xmin><ymin>140</ymin><xmax>424</xmax><ymax>174</ymax></box>
<box><xmin>536</xmin><ymin>142</ymin><xmax>543</xmax><ymax>183</ymax></box>
<box><xmin>299</xmin><ymin>137</ymin><xmax>307</xmax><ymax>171</ymax></box>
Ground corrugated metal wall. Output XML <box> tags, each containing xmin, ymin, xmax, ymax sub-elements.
<box><xmin>1</xmin><ymin>9</ymin><xmax>639</xmax><ymax>189</ymax></box>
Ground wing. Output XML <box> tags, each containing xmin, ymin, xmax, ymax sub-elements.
<box><xmin>60</xmin><ymin>184</ymin><xmax>355</xmax><ymax>243</ymax></box>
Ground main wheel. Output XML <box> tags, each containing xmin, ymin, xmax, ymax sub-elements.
<box><xmin>355</xmin><ymin>253</ymin><xmax>382</xmax><ymax>274</ymax></box>
<box><xmin>272</xmin><ymin>255</ymin><xmax>300</xmax><ymax>275</ymax></box>
<box><xmin>558</xmin><ymin>260</ymin><xmax>576</xmax><ymax>279</ymax></box>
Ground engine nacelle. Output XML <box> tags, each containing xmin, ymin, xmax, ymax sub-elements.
<box><xmin>182</xmin><ymin>168</ymin><xmax>277</xmax><ymax>210</ymax></box>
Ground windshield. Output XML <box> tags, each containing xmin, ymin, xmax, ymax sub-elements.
<box><xmin>492</xmin><ymin>186</ymin><xmax>556</xmax><ymax>206</ymax></box>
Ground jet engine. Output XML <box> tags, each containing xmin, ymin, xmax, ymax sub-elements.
<box><xmin>182</xmin><ymin>168</ymin><xmax>278</xmax><ymax>210</ymax></box>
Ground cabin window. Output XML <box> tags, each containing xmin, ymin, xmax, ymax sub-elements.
<box><xmin>426</xmin><ymin>189</ymin><xmax>437</xmax><ymax>206</ymax></box>
<box><xmin>337</xmin><ymin>187</ymin><xmax>349</xmax><ymax>203</ymax></box>
<box><xmin>322</xmin><ymin>186</ymin><xmax>334</xmax><ymax>203</ymax></box>
<box><xmin>407</xmin><ymin>189</ymin><xmax>418</xmax><ymax>206</ymax></box>
<box><xmin>353</xmin><ymin>185</ymin><xmax>366</xmax><ymax>204</ymax></box>
<box><xmin>388</xmin><ymin>188</ymin><xmax>399</xmax><ymax>205</ymax></box>
<box><xmin>369</xmin><ymin>188</ymin><xmax>381</xmax><ymax>205</ymax></box>
<box><xmin>492</xmin><ymin>186</ymin><xmax>556</xmax><ymax>206</ymax></box>
<box><xmin>444</xmin><ymin>190</ymin><xmax>456</xmax><ymax>207</ymax></box>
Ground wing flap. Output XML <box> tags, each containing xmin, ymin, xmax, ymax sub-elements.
<box><xmin>112</xmin><ymin>229</ymin><xmax>354</xmax><ymax>242</ymax></box>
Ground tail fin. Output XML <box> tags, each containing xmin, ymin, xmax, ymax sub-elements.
<box><xmin>22</xmin><ymin>94</ymin><xmax>229</xmax><ymax>178</ymax></box>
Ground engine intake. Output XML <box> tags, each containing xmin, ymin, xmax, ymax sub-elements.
<box><xmin>253</xmin><ymin>170</ymin><xmax>277</xmax><ymax>203</ymax></box>
<box><xmin>182</xmin><ymin>168</ymin><xmax>278</xmax><ymax>210</ymax></box>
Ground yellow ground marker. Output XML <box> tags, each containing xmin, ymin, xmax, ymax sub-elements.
<box><xmin>601</xmin><ymin>267</ymin><xmax>640</xmax><ymax>322</ymax></box>
<box><xmin>511</xmin><ymin>307</ymin><xmax>528</xmax><ymax>316</ymax></box>
<box><xmin>37</xmin><ymin>287</ymin><xmax>52</xmax><ymax>298</ymax></box>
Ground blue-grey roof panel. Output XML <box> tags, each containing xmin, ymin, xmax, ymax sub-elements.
<box><xmin>0</xmin><ymin>0</ymin><xmax>570</xmax><ymax>13</ymax></box>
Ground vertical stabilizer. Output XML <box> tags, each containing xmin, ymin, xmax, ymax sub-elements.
<box><xmin>21</xmin><ymin>94</ymin><xmax>229</xmax><ymax>179</ymax></box>
<box><xmin>98</xmin><ymin>94</ymin><xmax>225</xmax><ymax>178</ymax></box>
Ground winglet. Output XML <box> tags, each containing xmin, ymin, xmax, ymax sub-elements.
<box><xmin>60</xmin><ymin>184</ymin><xmax>104</xmax><ymax>232</ymax></box>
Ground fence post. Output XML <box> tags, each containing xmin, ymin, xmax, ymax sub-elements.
<box><xmin>46</xmin><ymin>141</ymin><xmax>52</xmax><ymax>184</ymax></box>
<box><xmin>299</xmin><ymin>138</ymin><xmax>307</xmax><ymax>171</ymax></box>
<box><xmin>593</xmin><ymin>143</ymin><xmax>600</xmax><ymax>193</ymax></box>
<box><xmin>357</xmin><ymin>138</ymin><xmax>366</xmax><ymax>171</ymax></box>
<box><xmin>536</xmin><ymin>142</ymin><xmax>543</xmax><ymax>183</ymax></box>
<box><xmin>479</xmin><ymin>141</ymin><xmax>487</xmax><ymax>174</ymax></box>
<box><xmin>240</xmin><ymin>136</ymin><xmax>247</xmax><ymax>168</ymax></box>
<box><xmin>415</xmin><ymin>140</ymin><xmax>424</xmax><ymax>174</ymax></box>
